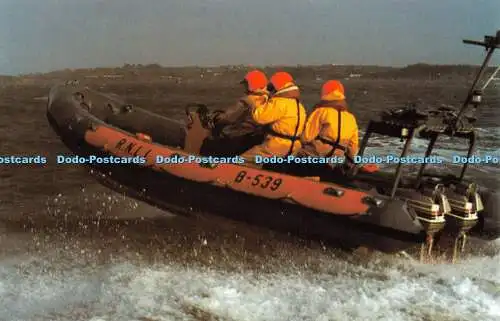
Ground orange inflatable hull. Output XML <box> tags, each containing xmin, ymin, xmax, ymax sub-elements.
<box><xmin>46</xmin><ymin>82</ymin><xmax>436</xmax><ymax>253</ymax></box>
<box><xmin>84</xmin><ymin>125</ymin><xmax>373</xmax><ymax>216</ymax></box>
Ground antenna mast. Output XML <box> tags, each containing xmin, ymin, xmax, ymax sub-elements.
<box><xmin>453</xmin><ymin>30</ymin><xmax>500</xmax><ymax>131</ymax></box>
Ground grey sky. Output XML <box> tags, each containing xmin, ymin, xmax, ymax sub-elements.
<box><xmin>0</xmin><ymin>0</ymin><xmax>499</xmax><ymax>75</ymax></box>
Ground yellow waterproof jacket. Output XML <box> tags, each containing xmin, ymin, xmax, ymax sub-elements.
<box><xmin>301</xmin><ymin>100</ymin><xmax>359</xmax><ymax>159</ymax></box>
<box><xmin>251</xmin><ymin>85</ymin><xmax>307</xmax><ymax>156</ymax></box>
<box><xmin>215</xmin><ymin>93</ymin><xmax>268</xmax><ymax>137</ymax></box>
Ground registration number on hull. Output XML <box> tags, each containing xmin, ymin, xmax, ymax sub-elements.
<box><xmin>233</xmin><ymin>170</ymin><xmax>283</xmax><ymax>191</ymax></box>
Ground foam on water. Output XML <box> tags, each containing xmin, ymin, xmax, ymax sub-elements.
<box><xmin>0</xmin><ymin>249</ymin><xmax>499</xmax><ymax>321</ymax></box>
<box><xmin>1</xmin><ymin>123</ymin><xmax>498</xmax><ymax>320</ymax></box>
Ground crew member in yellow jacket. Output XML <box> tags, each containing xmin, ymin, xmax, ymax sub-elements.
<box><xmin>300</xmin><ymin>80</ymin><xmax>359</xmax><ymax>162</ymax></box>
<box><xmin>240</xmin><ymin>71</ymin><xmax>307</xmax><ymax>165</ymax></box>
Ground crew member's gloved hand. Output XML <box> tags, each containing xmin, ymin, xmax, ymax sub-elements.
<box><xmin>194</xmin><ymin>104</ymin><xmax>212</xmax><ymax>129</ymax></box>
<box><xmin>207</xmin><ymin>117</ymin><xmax>216</xmax><ymax>129</ymax></box>
<box><xmin>341</xmin><ymin>157</ymin><xmax>358</xmax><ymax>177</ymax></box>
<box><xmin>206</xmin><ymin>112</ymin><xmax>221</xmax><ymax>130</ymax></box>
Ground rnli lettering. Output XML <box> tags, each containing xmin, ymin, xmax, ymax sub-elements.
<box><xmin>233</xmin><ymin>170</ymin><xmax>282</xmax><ymax>191</ymax></box>
<box><xmin>114</xmin><ymin>138</ymin><xmax>152</xmax><ymax>158</ymax></box>
<box><xmin>115</xmin><ymin>138</ymin><xmax>127</xmax><ymax>149</ymax></box>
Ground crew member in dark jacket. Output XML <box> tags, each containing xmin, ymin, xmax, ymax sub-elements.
<box><xmin>212</xmin><ymin>70</ymin><xmax>269</xmax><ymax>139</ymax></box>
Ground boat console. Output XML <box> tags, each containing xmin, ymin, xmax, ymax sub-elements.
<box><xmin>355</xmin><ymin>30</ymin><xmax>499</xmax><ymax>261</ymax></box>
<box><xmin>359</xmin><ymin>30</ymin><xmax>500</xmax><ymax>199</ymax></box>
<box><xmin>183</xmin><ymin>103</ymin><xmax>212</xmax><ymax>154</ymax></box>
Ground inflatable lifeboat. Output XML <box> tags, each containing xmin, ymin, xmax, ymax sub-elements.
<box><xmin>46</xmin><ymin>31</ymin><xmax>500</xmax><ymax>261</ymax></box>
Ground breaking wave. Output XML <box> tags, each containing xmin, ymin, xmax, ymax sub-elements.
<box><xmin>1</xmin><ymin>249</ymin><xmax>499</xmax><ymax>321</ymax></box>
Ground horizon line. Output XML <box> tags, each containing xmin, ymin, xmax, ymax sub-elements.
<box><xmin>1</xmin><ymin>62</ymin><xmax>494</xmax><ymax>78</ymax></box>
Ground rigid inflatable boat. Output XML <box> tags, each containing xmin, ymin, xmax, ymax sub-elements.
<box><xmin>46</xmin><ymin>31</ymin><xmax>500</xmax><ymax>261</ymax></box>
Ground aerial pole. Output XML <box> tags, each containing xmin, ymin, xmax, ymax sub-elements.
<box><xmin>453</xmin><ymin>30</ymin><xmax>500</xmax><ymax>132</ymax></box>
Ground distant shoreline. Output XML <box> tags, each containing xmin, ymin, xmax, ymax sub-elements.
<box><xmin>1</xmin><ymin>63</ymin><xmax>496</xmax><ymax>78</ymax></box>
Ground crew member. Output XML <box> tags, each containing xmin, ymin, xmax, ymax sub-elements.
<box><xmin>240</xmin><ymin>71</ymin><xmax>307</xmax><ymax>165</ymax></box>
<box><xmin>300</xmin><ymin>80</ymin><xmax>359</xmax><ymax>163</ymax></box>
<box><xmin>211</xmin><ymin>69</ymin><xmax>269</xmax><ymax>138</ymax></box>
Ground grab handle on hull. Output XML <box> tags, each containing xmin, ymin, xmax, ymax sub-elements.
<box><xmin>323</xmin><ymin>187</ymin><xmax>345</xmax><ymax>197</ymax></box>
<box><xmin>136</xmin><ymin>132</ymin><xmax>152</xmax><ymax>142</ymax></box>
<box><xmin>362</xmin><ymin>196</ymin><xmax>384</xmax><ymax>208</ymax></box>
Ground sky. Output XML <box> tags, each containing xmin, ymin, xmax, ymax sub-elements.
<box><xmin>0</xmin><ymin>0</ymin><xmax>499</xmax><ymax>75</ymax></box>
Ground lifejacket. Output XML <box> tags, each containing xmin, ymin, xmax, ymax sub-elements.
<box><xmin>264</xmin><ymin>98</ymin><xmax>306</xmax><ymax>156</ymax></box>
<box><xmin>252</xmin><ymin>85</ymin><xmax>306</xmax><ymax>156</ymax></box>
<box><xmin>310</xmin><ymin>100</ymin><xmax>356</xmax><ymax>162</ymax></box>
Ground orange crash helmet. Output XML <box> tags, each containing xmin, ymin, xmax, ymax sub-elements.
<box><xmin>268</xmin><ymin>71</ymin><xmax>294</xmax><ymax>92</ymax></box>
<box><xmin>241</xmin><ymin>70</ymin><xmax>268</xmax><ymax>92</ymax></box>
<box><xmin>321</xmin><ymin>80</ymin><xmax>346</xmax><ymax>101</ymax></box>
